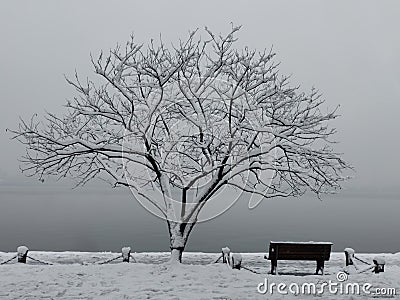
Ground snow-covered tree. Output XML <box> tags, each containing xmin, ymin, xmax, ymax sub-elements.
<box><xmin>11</xmin><ymin>26</ymin><xmax>349</xmax><ymax>263</ymax></box>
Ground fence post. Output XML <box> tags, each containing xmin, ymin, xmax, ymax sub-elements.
<box><xmin>231</xmin><ymin>253</ymin><xmax>242</xmax><ymax>270</ymax></box>
<box><xmin>122</xmin><ymin>247</ymin><xmax>131</xmax><ymax>262</ymax></box>
<box><xmin>373</xmin><ymin>256</ymin><xmax>385</xmax><ymax>273</ymax></box>
<box><xmin>221</xmin><ymin>247</ymin><xmax>231</xmax><ymax>265</ymax></box>
<box><xmin>344</xmin><ymin>248</ymin><xmax>355</xmax><ymax>266</ymax></box>
<box><xmin>17</xmin><ymin>246</ymin><xmax>29</xmax><ymax>263</ymax></box>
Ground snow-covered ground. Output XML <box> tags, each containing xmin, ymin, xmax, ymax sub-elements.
<box><xmin>0</xmin><ymin>251</ymin><xmax>399</xmax><ymax>299</ymax></box>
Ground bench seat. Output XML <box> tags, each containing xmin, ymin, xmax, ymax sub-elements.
<box><xmin>267</xmin><ymin>241</ymin><xmax>332</xmax><ymax>275</ymax></box>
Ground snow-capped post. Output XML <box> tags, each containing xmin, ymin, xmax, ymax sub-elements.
<box><xmin>373</xmin><ymin>256</ymin><xmax>385</xmax><ymax>273</ymax></box>
<box><xmin>222</xmin><ymin>247</ymin><xmax>231</xmax><ymax>265</ymax></box>
<box><xmin>17</xmin><ymin>246</ymin><xmax>29</xmax><ymax>263</ymax></box>
<box><xmin>10</xmin><ymin>26</ymin><xmax>351</xmax><ymax>264</ymax></box>
<box><xmin>344</xmin><ymin>248</ymin><xmax>355</xmax><ymax>266</ymax></box>
<box><xmin>231</xmin><ymin>253</ymin><xmax>242</xmax><ymax>270</ymax></box>
<box><xmin>122</xmin><ymin>247</ymin><xmax>131</xmax><ymax>263</ymax></box>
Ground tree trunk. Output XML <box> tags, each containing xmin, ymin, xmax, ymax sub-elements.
<box><xmin>170</xmin><ymin>247</ymin><xmax>184</xmax><ymax>263</ymax></box>
<box><xmin>168</xmin><ymin>221</ymin><xmax>192</xmax><ymax>264</ymax></box>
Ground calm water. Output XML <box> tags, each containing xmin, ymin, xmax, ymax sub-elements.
<box><xmin>0</xmin><ymin>181</ymin><xmax>399</xmax><ymax>253</ymax></box>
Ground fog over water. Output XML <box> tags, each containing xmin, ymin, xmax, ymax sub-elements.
<box><xmin>0</xmin><ymin>1</ymin><xmax>399</xmax><ymax>253</ymax></box>
<box><xmin>0</xmin><ymin>180</ymin><xmax>398</xmax><ymax>253</ymax></box>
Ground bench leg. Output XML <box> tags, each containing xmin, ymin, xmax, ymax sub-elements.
<box><xmin>316</xmin><ymin>260</ymin><xmax>324</xmax><ymax>275</ymax></box>
<box><xmin>271</xmin><ymin>259</ymin><xmax>277</xmax><ymax>275</ymax></box>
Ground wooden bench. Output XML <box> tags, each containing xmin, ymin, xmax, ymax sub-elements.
<box><xmin>266</xmin><ymin>241</ymin><xmax>332</xmax><ymax>275</ymax></box>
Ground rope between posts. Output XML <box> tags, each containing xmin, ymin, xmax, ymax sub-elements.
<box><xmin>356</xmin><ymin>265</ymin><xmax>374</xmax><ymax>274</ymax></box>
<box><xmin>27</xmin><ymin>256</ymin><xmax>53</xmax><ymax>265</ymax></box>
<box><xmin>241</xmin><ymin>265</ymin><xmax>262</xmax><ymax>274</ymax></box>
<box><xmin>129</xmin><ymin>254</ymin><xmax>136</xmax><ymax>263</ymax></box>
<box><xmin>212</xmin><ymin>254</ymin><xmax>263</xmax><ymax>275</ymax></box>
<box><xmin>213</xmin><ymin>255</ymin><xmax>222</xmax><ymax>264</ymax></box>
<box><xmin>354</xmin><ymin>256</ymin><xmax>372</xmax><ymax>266</ymax></box>
<box><xmin>0</xmin><ymin>255</ymin><xmax>17</xmax><ymax>265</ymax></box>
<box><xmin>1</xmin><ymin>249</ymin><xmax>137</xmax><ymax>266</ymax></box>
<box><xmin>97</xmin><ymin>255</ymin><xmax>122</xmax><ymax>265</ymax></box>
<box><xmin>212</xmin><ymin>255</ymin><xmax>230</xmax><ymax>268</ymax></box>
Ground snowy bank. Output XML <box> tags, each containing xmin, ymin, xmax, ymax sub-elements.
<box><xmin>0</xmin><ymin>252</ymin><xmax>399</xmax><ymax>299</ymax></box>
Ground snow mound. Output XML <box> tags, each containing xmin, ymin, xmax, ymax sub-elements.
<box><xmin>0</xmin><ymin>251</ymin><xmax>399</xmax><ymax>299</ymax></box>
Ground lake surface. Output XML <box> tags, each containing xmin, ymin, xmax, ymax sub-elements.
<box><xmin>0</xmin><ymin>181</ymin><xmax>399</xmax><ymax>253</ymax></box>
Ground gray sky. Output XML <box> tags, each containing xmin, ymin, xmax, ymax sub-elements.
<box><xmin>1</xmin><ymin>0</ymin><xmax>399</xmax><ymax>191</ymax></box>
<box><xmin>0</xmin><ymin>1</ymin><xmax>399</xmax><ymax>252</ymax></box>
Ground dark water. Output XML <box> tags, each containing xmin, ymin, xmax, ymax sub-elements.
<box><xmin>0</xmin><ymin>181</ymin><xmax>399</xmax><ymax>253</ymax></box>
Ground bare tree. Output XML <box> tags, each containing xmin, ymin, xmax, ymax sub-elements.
<box><xmin>10</xmin><ymin>26</ymin><xmax>349</xmax><ymax>263</ymax></box>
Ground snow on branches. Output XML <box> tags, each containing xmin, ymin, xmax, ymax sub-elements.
<box><xmin>11</xmin><ymin>26</ymin><xmax>350</xmax><ymax>261</ymax></box>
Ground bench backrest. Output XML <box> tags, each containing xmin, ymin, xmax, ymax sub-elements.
<box><xmin>268</xmin><ymin>242</ymin><xmax>332</xmax><ymax>261</ymax></box>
